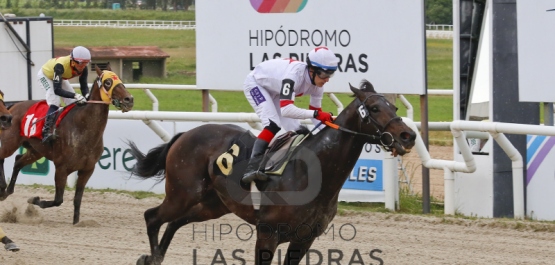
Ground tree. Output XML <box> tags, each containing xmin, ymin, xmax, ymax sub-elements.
<box><xmin>426</xmin><ymin>0</ymin><xmax>452</xmax><ymax>25</ymax></box>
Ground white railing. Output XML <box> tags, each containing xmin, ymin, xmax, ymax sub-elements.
<box><xmin>54</xmin><ymin>21</ymin><xmax>451</xmax><ymax>34</ymax></box>
<box><xmin>426</xmin><ymin>24</ymin><xmax>453</xmax><ymax>31</ymax></box>
<box><xmin>54</xmin><ymin>20</ymin><xmax>195</xmax><ymax>30</ymax></box>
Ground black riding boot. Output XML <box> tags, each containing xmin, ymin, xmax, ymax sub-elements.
<box><xmin>242</xmin><ymin>139</ymin><xmax>270</xmax><ymax>183</ymax></box>
<box><xmin>42</xmin><ymin>105</ymin><xmax>59</xmax><ymax>143</ymax></box>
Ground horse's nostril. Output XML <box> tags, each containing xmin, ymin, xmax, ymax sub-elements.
<box><xmin>401</xmin><ymin>131</ymin><xmax>415</xmax><ymax>142</ymax></box>
<box><xmin>125</xmin><ymin>97</ymin><xmax>134</xmax><ymax>104</ymax></box>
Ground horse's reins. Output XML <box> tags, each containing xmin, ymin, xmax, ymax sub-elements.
<box><xmin>30</xmin><ymin>71</ymin><xmax>124</xmax><ymax>126</ymax></box>
<box><xmin>324</xmin><ymin>94</ymin><xmax>401</xmax><ymax>151</ymax></box>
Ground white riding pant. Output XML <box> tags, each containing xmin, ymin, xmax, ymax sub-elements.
<box><xmin>244</xmin><ymin>81</ymin><xmax>301</xmax><ymax>132</ymax></box>
<box><xmin>37</xmin><ymin>69</ymin><xmax>77</xmax><ymax>107</ymax></box>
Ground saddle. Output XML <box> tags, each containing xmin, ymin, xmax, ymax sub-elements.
<box><xmin>263</xmin><ymin>132</ymin><xmax>306</xmax><ymax>175</ymax></box>
<box><xmin>20</xmin><ymin>100</ymin><xmax>76</xmax><ymax>139</ymax></box>
<box><xmin>213</xmin><ymin>130</ymin><xmax>307</xmax><ymax>178</ymax></box>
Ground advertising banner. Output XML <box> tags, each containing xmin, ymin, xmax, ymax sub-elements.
<box><xmin>526</xmin><ymin>135</ymin><xmax>555</xmax><ymax>220</ymax></box>
<box><xmin>517</xmin><ymin>1</ymin><xmax>555</xmax><ymax>102</ymax></box>
<box><xmin>196</xmin><ymin>0</ymin><xmax>426</xmax><ymax>95</ymax></box>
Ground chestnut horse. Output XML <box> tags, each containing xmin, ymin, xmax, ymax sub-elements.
<box><xmin>129</xmin><ymin>80</ymin><xmax>416</xmax><ymax>265</ymax></box>
<box><xmin>0</xmin><ymin>65</ymin><xmax>134</xmax><ymax>224</ymax></box>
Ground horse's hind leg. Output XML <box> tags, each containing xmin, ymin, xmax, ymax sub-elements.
<box><xmin>138</xmin><ymin>192</ymin><xmax>229</xmax><ymax>265</ymax></box>
<box><xmin>157</xmin><ymin>195</ymin><xmax>229</xmax><ymax>258</ymax></box>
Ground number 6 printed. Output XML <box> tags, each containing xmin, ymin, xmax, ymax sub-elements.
<box><xmin>280</xmin><ymin>79</ymin><xmax>295</xmax><ymax>100</ymax></box>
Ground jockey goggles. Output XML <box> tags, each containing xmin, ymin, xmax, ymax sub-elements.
<box><xmin>315</xmin><ymin>68</ymin><xmax>335</xmax><ymax>79</ymax></box>
<box><xmin>73</xmin><ymin>58</ymin><xmax>90</xmax><ymax>65</ymax></box>
<box><xmin>73</xmin><ymin>59</ymin><xmax>90</xmax><ymax>65</ymax></box>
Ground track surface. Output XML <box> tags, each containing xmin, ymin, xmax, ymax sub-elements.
<box><xmin>1</xmin><ymin>183</ymin><xmax>554</xmax><ymax>264</ymax></box>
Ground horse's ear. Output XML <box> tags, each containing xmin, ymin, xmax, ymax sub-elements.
<box><xmin>95</xmin><ymin>64</ymin><xmax>102</xmax><ymax>76</ymax></box>
<box><xmin>106</xmin><ymin>62</ymin><xmax>112</xmax><ymax>71</ymax></box>
<box><xmin>360</xmin><ymin>79</ymin><xmax>376</xmax><ymax>93</ymax></box>
<box><xmin>349</xmin><ymin>83</ymin><xmax>363</xmax><ymax>97</ymax></box>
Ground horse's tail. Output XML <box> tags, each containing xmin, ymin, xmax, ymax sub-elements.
<box><xmin>127</xmin><ymin>132</ymin><xmax>184</xmax><ymax>181</ymax></box>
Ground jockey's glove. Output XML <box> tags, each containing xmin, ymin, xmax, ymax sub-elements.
<box><xmin>74</xmin><ymin>93</ymin><xmax>87</xmax><ymax>104</ymax></box>
<box><xmin>314</xmin><ymin>110</ymin><xmax>334</xmax><ymax>123</ymax></box>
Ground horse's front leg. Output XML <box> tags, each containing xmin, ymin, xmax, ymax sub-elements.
<box><xmin>72</xmin><ymin>168</ymin><xmax>94</xmax><ymax>225</ymax></box>
<box><xmin>8</xmin><ymin>153</ymin><xmax>40</xmax><ymax>197</ymax></box>
<box><xmin>0</xmin><ymin>158</ymin><xmax>8</xmax><ymax>200</ymax></box>
<box><xmin>283</xmin><ymin>239</ymin><xmax>317</xmax><ymax>265</ymax></box>
<box><xmin>254</xmin><ymin>231</ymin><xmax>280</xmax><ymax>265</ymax></box>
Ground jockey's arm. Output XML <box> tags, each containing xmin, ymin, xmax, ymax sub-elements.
<box><xmin>53</xmin><ymin>63</ymin><xmax>77</xmax><ymax>99</ymax></box>
<box><xmin>78</xmin><ymin>66</ymin><xmax>89</xmax><ymax>98</ymax></box>
<box><xmin>280</xmin><ymin>103</ymin><xmax>314</xmax><ymax>119</ymax></box>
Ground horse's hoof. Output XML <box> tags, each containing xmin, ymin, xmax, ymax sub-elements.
<box><xmin>136</xmin><ymin>254</ymin><xmax>149</xmax><ymax>265</ymax></box>
<box><xmin>27</xmin><ymin>196</ymin><xmax>40</xmax><ymax>204</ymax></box>
<box><xmin>4</xmin><ymin>242</ymin><xmax>19</xmax><ymax>252</ymax></box>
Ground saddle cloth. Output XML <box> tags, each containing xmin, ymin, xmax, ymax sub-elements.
<box><xmin>20</xmin><ymin>100</ymin><xmax>76</xmax><ymax>139</ymax></box>
<box><xmin>213</xmin><ymin>130</ymin><xmax>306</xmax><ymax>178</ymax></box>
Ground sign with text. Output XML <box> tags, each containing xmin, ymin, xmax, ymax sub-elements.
<box><xmin>196</xmin><ymin>0</ymin><xmax>426</xmax><ymax>94</ymax></box>
<box><xmin>517</xmin><ymin>1</ymin><xmax>555</xmax><ymax>102</ymax></box>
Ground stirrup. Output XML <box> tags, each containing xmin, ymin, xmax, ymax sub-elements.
<box><xmin>242</xmin><ymin>170</ymin><xmax>268</xmax><ymax>183</ymax></box>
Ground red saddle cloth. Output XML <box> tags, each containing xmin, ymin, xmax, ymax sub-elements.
<box><xmin>20</xmin><ymin>101</ymin><xmax>77</xmax><ymax>139</ymax></box>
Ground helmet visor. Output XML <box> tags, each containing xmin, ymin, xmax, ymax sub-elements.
<box><xmin>315</xmin><ymin>68</ymin><xmax>335</xmax><ymax>79</ymax></box>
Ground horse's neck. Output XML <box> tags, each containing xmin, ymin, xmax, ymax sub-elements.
<box><xmin>73</xmin><ymin>85</ymin><xmax>110</xmax><ymax>130</ymax></box>
<box><xmin>89</xmin><ymin>83</ymin><xmax>104</xmax><ymax>102</ymax></box>
<box><xmin>310</xmin><ymin>103</ymin><xmax>368</xmax><ymax>197</ymax></box>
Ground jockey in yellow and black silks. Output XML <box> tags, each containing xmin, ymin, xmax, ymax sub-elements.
<box><xmin>37</xmin><ymin>46</ymin><xmax>90</xmax><ymax>143</ymax></box>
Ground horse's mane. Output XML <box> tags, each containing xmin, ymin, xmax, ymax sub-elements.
<box><xmin>295</xmin><ymin>126</ymin><xmax>310</xmax><ymax>135</ymax></box>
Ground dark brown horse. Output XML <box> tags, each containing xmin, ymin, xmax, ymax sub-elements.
<box><xmin>0</xmin><ymin>65</ymin><xmax>134</xmax><ymax>224</ymax></box>
<box><xmin>0</xmin><ymin>91</ymin><xmax>13</xmax><ymax>130</ymax></box>
<box><xmin>129</xmin><ymin>80</ymin><xmax>416</xmax><ymax>265</ymax></box>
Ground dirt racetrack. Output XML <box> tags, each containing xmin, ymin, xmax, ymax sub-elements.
<box><xmin>1</xmin><ymin>182</ymin><xmax>555</xmax><ymax>265</ymax></box>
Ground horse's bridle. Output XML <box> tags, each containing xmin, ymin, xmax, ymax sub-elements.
<box><xmin>326</xmin><ymin>94</ymin><xmax>401</xmax><ymax>151</ymax></box>
<box><xmin>91</xmin><ymin>72</ymin><xmax>125</xmax><ymax>109</ymax></box>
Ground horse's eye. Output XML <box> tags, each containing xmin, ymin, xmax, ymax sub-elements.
<box><xmin>371</xmin><ymin>107</ymin><xmax>379</xmax><ymax>112</ymax></box>
<box><xmin>104</xmin><ymin>79</ymin><xmax>112</xmax><ymax>88</ymax></box>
